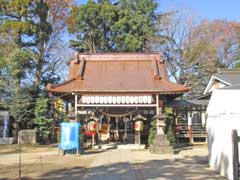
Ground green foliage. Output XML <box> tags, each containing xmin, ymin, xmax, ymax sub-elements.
<box><xmin>184</xmin><ymin>40</ymin><xmax>223</xmax><ymax>97</ymax></box>
<box><xmin>148</xmin><ymin>118</ymin><xmax>156</xmax><ymax>145</ymax></box>
<box><xmin>69</xmin><ymin>0</ymin><xmax>157</xmax><ymax>52</ymax></box>
<box><xmin>10</xmin><ymin>87</ymin><xmax>36</xmax><ymax>129</ymax></box>
<box><xmin>34</xmin><ymin>97</ymin><xmax>54</xmax><ymax>142</ymax></box>
<box><xmin>112</xmin><ymin>0</ymin><xmax>157</xmax><ymax>52</ymax></box>
<box><xmin>165</xmin><ymin>113</ymin><xmax>175</xmax><ymax>145</ymax></box>
<box><xmin>148</xmin><ymin>109</ymin><xmax>175</xmax><ymax>146</ymax></box>
<box><xmin>234</xmin><ymin>63</ymin><xmax>240</xmax><ymax>68</ymax></box>
<box><xmin>0</xmin><ymin>0</ymin><xmax>53</xmax><ymax>91</ymax></box>
<box><xmin>0</xmin><ymin>0</ymin><xmax>61</xmax><ymax>131</ymax></box>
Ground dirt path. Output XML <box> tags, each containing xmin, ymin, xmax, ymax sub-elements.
<box><xmin>0</xmin><ymin>145</ymin><xmax>94</xmax><ymax>180</ymax></box>
<box><xmin>0</xmin><ymin>145</ymin><xmax>227</xmax><ymax>180</ymax></box>
<box><xmin>82</xmin><ymin>147</ymin><xmax>227</xmax><ymax>180</ymax></box>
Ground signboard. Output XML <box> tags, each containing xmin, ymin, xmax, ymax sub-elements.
<box><xmin>58</xmin><ymin>122</ymin><xmax>80</xmax><ymax>151</ymax></box>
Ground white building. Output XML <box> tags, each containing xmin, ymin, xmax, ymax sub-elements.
<box><xmin>207</xmin><ymin>84</ymin><xmax>240</xmax><ymax>180</ymax></box>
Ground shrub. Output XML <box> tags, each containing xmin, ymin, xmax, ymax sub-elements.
<box><xmin>148</xmin><ymin>118</ymin><xmax>157</xmax><ymax>145</ymax></box>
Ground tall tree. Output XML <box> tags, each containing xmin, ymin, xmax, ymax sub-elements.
<box><xmin>183</xmin><ymin>20</ymin><xmax>240</xmax><ymax>97</ymax></box>
<box><xmin>146</xmin><ymin>9</ymin><xmax>197</xmax><ymax>84</ymax></box>
<box><xmin>68</xmin><ymin>0</ymin><xmax>157</xmax><ymax>52</ymax></box>
<box><xmin>112</xmin><ymin>0</ymin><xmax>157</xmax><ymax>52</ymax></box>
<box><xmin>0</xmin><ymin>0</ymin><xmax>72</xmax><ymax>92</ymax></box>
<box><xmin>0</xmin><ymin>0</ymin><xmax>72</xmax><ymax>130</ymax></box>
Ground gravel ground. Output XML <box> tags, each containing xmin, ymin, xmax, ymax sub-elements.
<box><xmin>0</xmin><ymin>145</ymin><xmax>94</xmax><ymax>180</ymax></box>
<box><xmin>0</xmin><ymin>145</ymin><xmax>227</xmax><ymax>180</ymax></box>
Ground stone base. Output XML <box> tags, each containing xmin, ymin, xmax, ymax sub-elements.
<box><xmin>149</xmin><ymin>134</ymin><xmax>173</xmax><ymax>154</ymax></box>
<box><xmin>0</xmin><ymin>137</ymin><xmax>16</xmax><ymax>144</ymax></box>
<box><xmin>149</xmin><ymin>145</ymin><xmax>173</xmax><ymax>154</ymax></box>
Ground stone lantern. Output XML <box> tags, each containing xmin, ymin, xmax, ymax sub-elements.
<box><xmin>155</xmin><ymin>112</ymin><xmax>167</xmax><ymax>135</ymax></box>
<box><xmin>149</xmin><ymin>108</ymin><xmax>173</xmax><ymax>154</ymax></box>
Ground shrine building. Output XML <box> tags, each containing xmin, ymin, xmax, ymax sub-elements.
<box><xmin>47</xmin><ymin>53</ymin><xmax>189</xmax><ymax>144</ymax></box>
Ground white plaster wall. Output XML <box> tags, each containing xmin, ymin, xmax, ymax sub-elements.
<box><xmin>207</xmin><ymin>89</ymin><xmax>240</xmax><ymax>180</ymax></box>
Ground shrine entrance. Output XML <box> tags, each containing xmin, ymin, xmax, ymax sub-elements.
<box><xmin>83</xmin><ymin>107</ymin><xmax>156</xmax><ymax>145</ymax></box>
<box><xmin>99</xmin><ymin>115</ymin><xmax>150</xmax><ymax>144</ymax></box>
<box><xmin>108</xmin><ymin>116</ymin><xmax>131</xmax><ymax>143</ymax></box>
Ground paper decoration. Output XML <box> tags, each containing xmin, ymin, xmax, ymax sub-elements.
<box><xmin>81</xmin><ymin>95</ymin><xmax>153</xmax><ymax>104</ymax></box>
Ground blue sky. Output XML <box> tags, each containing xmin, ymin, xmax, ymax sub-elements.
<box><xmin>78</xmin><ymin>0</ymin><xmax>240</xmax><ymax>21</ymax></box>
<box><xmin>158</xmin><ymin>0</ymin><xmax>240</xmax><ymax>20</ymax></box>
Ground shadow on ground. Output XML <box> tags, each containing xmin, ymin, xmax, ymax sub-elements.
<box><xmin>14</xmin><ymin>154</ymin><xmax>226</xmax><ymax>180</ymax></box>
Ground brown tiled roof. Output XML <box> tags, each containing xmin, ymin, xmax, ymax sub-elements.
<box><xmin>46</xmin><ymin>53</ymin><xmax>189</xmax><ymax>94</ymax></box>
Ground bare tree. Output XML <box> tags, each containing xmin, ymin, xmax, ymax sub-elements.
<box><xmin>147</xmin><ymin>9</ymin><xmax>240</xmax><ymax>98</ymax></box>
<box><xmin>146</xmin><ymin>8</ymin><xmax>197</xmax><ymax>84</ymax></box>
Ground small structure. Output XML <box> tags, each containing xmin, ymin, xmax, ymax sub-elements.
<box><xmin>164</xmin><ymin>100</ymin><xmax>208</xmax><ymax>144</ymax></box>
<box><xmin>149</xmin><ymin>108</ymin><xmax>173</xmax><ymax>154</ymax></box>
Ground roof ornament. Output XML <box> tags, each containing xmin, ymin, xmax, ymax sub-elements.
<box><xmin>79</xmin><ymin>57</ymin><xmax>86</xmax><ymax>80</ymax></box>
<box><xmin>76</xmin><ymin>52</ymin><xmax>80</xmax><ymax>64</ymax></box>
<box><xmin>153</xmin><ymin>56</ymin><xmax>161</xmax><ymax>80</ymax></box>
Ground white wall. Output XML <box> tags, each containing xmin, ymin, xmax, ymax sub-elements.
<box><xmin>207</xmin><ymin>89</ymin><xmax>240</xmax><ymax>180</ymax></box>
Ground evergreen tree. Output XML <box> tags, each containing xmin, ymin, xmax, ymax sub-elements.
<box><xmin>34</xmin><ymin>97</ymin><xmax>54</xmax><ymax>142</ymax></box>
<box><xmin>0</xmin><ymin>0</ymin><xmax>71</xmax><ymax>132</ymax></box>
<box><xmin>69</xmin><ymin>0</ymin><xmax>157</xmax><ymax>52</ymax></box>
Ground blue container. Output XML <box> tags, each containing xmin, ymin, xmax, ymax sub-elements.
<box><xmin>58</xmin><ymin>122</ymin><xmax>80</xmax><ymax>151</ymax></box>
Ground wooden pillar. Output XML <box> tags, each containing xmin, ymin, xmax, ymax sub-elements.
<box><xmin>116</xmin><ymin>117</ymin><xmax>119</xmax><ymax>141</ymax></box>
<box><xmin>124</xmin><ymin>117</ymin><xmax>127</xmax><ymax>142</ymax></box>
<box><xmin>189</xmin><ymin>125</ymin><xmax>194</xmax><ymax>144</ymax></box>
<box><xmin>108</xmin><ymin>116</ymin><xmax>111</xmax><ymax>141</ymax></box>
<box><xmin>156</xmin><ymin>94</ymin><xmax>160</xmax><ymax>135</ymax></box>
<box><xmin>74</xmin><ymin>94</ymin><xmax>78</xmax><ymax>121</ymax></box>
<box><xmin>156</xmin><ymin>94</ymin><xmax>159</xmax><ymax>115</ymax></box>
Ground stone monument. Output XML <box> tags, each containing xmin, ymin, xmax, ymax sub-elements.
<box><xmin>18</xmin><ymin>129</ymin><xmax>37</xmax><ymax>144</ymax></box>
<box><xmin>149</xmin><ymin>108</ymin><xmax>173</xmax><ymax>154</ymax></box>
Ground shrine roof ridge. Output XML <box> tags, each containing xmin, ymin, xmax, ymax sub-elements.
<box><xmin>73</xmin><ymin>52</ymin><xmax>163</xmax><ymax>62</ymax></box>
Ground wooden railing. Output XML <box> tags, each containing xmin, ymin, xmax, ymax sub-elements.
<box><xmin>175</xmin><ymin>123</ymin><xmax>207</xmax><ymax>143</ymax></box>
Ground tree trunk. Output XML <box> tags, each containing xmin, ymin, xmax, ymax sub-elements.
<box><xmin>35</xmin><ymin>57</ymin><xmax>44</xmax><ymax>91</ymax></box>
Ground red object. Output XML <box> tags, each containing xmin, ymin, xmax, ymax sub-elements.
<box><xmin>134</xmin><ymin>124</ymin><xmax>139</xmax><ymax>129</ymax></box>
<box><xmin>85</xmin><ymin>130</ymin><xmax>96</xmax><ymax>136</ymax></box>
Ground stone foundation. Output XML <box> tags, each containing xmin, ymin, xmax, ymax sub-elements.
<box><xmin>149</xmin><ymin>134</ymin><xmax>173</xmax><ymax>154</ymax></box>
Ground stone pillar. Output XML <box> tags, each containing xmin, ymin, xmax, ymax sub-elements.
<box><xmin>149</xmin><ymin>108</ymin><xmax>173</xmax><ymax>154</ymax></box>
<box><xmin>156</xmin><ymin>107</ymin><xmax>164</xmax><ymax>135</ymax></box>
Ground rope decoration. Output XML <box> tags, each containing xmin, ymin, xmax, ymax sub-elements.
<box><xmin>97</xmin><ymin>109</ymin><xmax>137</xmax><ymax>118</ymax></box>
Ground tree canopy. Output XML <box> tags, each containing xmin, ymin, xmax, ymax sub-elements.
<box><xmin>68</xmin><ymin>0</ymin><xmax>157</xmax><ymax>52</ymax></box>
<box><xmin>0</xmin><ymin>0</ymin><xmax>72</xmax><ymax>137</ymax></box>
